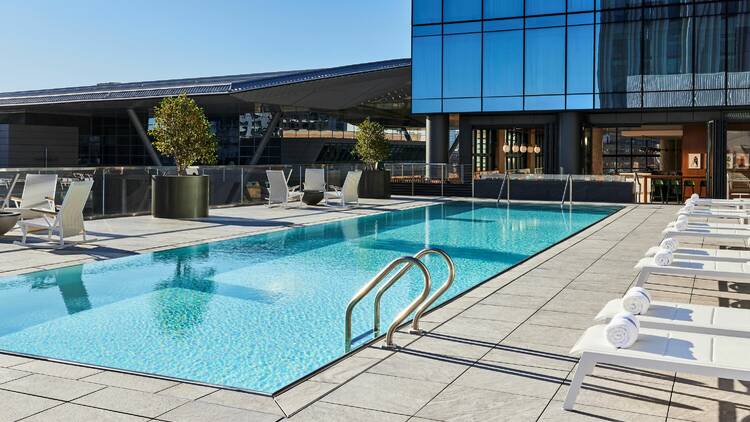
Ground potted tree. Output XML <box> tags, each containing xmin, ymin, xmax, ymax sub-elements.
<box><xmin>149</xmin><ymin>94</ymin><xmax>217</xmax><ymax>218</ymax></box>
<box><xmin>353</xmin><ymin>118</ymin><xmax>391</xmax><ymax>199</ymax></box>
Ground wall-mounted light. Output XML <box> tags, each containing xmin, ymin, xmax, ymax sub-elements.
<box><xmin>533</xmin><ymin>145</ymin><xmax>541</xmax><ymax>154</ymax></box>
<box><xmin>502</xmin><ymin>144</ymin><xmax>511</xmax><ymax>153</ymax></box>
<box><xmin>520</xmin><ymin>145</ymin><xmax>528</xmax><ymax>153</ymax></box>
<box><xmin>512</xmin><ymin>145</ymin><xmax>520</xmax><ymax>153</ymax></box>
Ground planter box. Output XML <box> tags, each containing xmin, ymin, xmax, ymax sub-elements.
<box><xmin>359</xmin><ymin>170</ymin><xmax>391</xmax><ymax>199</ymax></box>
<box><xmin>152</xmin><ymin>175</ymin><xmax>209</xmax><ymax>218</ymax></box>
<box><xmin>0</xmin><ymin>211</ymin><xmax>19</xmax><ymax>236</ymax></box>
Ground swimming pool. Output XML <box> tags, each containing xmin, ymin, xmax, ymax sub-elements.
<box><xmin>0</xmin><ymin>201</ymin><xmax>619</xmax><ymax>394</ymax></box>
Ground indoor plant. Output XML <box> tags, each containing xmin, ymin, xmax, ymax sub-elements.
<box><xmin>353</xmin><ymin>118</ymin><xmax>391</xmax><ymax>199</ymax></box>
<box><xmin>149</xmin><ymin>94</ymin><xmax>217</xmax><ymax>218</ymax></box>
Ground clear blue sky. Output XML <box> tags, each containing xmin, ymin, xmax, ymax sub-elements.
<box><xmin>0</xmin><ymin>0</ymin><xmax>411</xmax><ymax>93</ymax></box>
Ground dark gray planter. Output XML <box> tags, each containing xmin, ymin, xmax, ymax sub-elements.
<box><xmin>152</xmin><ymin>175</ymin><xmax>209</xmax><ymax>219</ymax></box>
<box><xmin>0</xmin><ymin>211</ymin><xmax>20</xmax><ymax>236</ymax></box>
<box><xmin>359</xmin><ymin>170</ymin><xmax>391</xmax><ymax>199</ymax></box>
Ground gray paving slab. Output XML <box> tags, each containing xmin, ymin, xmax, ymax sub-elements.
<box><xmin>22</xmin><ymin>403</ymin><xmax>149</xmax><ymax>422</ymax></box>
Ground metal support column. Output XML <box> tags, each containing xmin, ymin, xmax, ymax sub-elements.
<box><xmin>127</xmin><ymin>108</ymin><xmax>162</xmax><ymax>166</ymax></box>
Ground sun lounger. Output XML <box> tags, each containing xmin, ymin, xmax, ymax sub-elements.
<box><xmin>595</xmin><ymin>299</ymin><xmax>750</xmax><ymax>338</ymax></box>
<box><xmin>16</xmin><ymin>179</ymin><xmax>93</xmax><ymax>249</ymax></box>
<box><xmin>661</xmin><ymin>226</ymin><xmax>750</xmax><ymax>245</ymax></box>
<box><xmin>678</xmin><ymin>209</ymin><xmax>749</xmax><ymax>222</ymax></box>
<box><xmin>266</xmin><ymin>170</ymin><xmax>302</xmax><ymax>207</ymax></box>
<box><xmin>634</xmin><ymin>256</ymin><xmax>750</xmax><ymax>286</ymax></box>
<box><xmin>4</xmin><ymin>174</ymin><xmax>57</xmax><ymax>219</ymax></box>
<box><xmin>564</xmin><ymin>325</ymin><xmax>750</xmax><ymax>410</ymax></box>
<box><xmin>325</xmin><ymin>170</ymin><xmax>362</xmax><ymax>207</ymax></box>
<box><xmin>645</xmin><ymin>245</ymin><xmax>750</xmax><ymax>262</ymax></box>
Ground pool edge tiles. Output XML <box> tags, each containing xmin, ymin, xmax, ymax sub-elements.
<box><xmin>0</xmin><ymin>201</ymin><xmax>622</xmax><ymax>394</ymax></box>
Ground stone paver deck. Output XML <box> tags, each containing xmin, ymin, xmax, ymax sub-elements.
<box><xmin>0</xmin><ymin>199</ymin><xmax>747</xmax><ymax>421</ymax></box>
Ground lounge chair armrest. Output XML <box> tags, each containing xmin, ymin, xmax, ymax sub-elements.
<box><xmin>328</xmin><ymin>185</ymin><xmax>341</xmax><ymax>192</ymax></box>
<box><xmin>10</xmin><ymin>196</ymin><xmax>21</xmax><ymax>202</ymax></box>
<box><xmin>289</xmin><ymin>185</ymin><xmax>301</xmax><ymax>192</ymax></box>
<box><xmin>30</xmin><ymin>208</ymin><xmax>57</xmax><ymax>215</ymax></box>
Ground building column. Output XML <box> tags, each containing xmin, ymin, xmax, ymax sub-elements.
<box><xmin>558</xmin><ymin>112</ymin><xmax>582</xmax><ymax>174</ymax></box>
<box><xmin>426</xmin><ymin>114</ymin><xmax>449</xmax><ymax>165</ymax></box>
<box><xmin>708</xmin><ymin>118</ymin><xmax>727</xmax><ymax>198</ymax></box>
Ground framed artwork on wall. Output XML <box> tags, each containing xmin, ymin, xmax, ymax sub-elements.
<box><xmin>688</xmin><ymin>153</ymin><xmax>702</xmax><ymax>170</ymax></box>
<box><xmin>737</xmin><ymin>153</ymin><xmax>750</xmax><ymax>170</ymax></box>
<box><xmin>727</xmin><ymin>153</ymin><xmax>734</xmax><ymax>169</ymax></box>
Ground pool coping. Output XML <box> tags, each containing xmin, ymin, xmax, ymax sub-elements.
<box><xmin>0</xmin><ymin>198</ymin><xmax>635</xmax><ymax>402</ymax></box>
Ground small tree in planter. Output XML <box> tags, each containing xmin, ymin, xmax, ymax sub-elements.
<box><xmin>353</xmin><ymin>118</ymin><xmax>390</xmax><ymax>170</ymax></box>
<box><xmin>353</xmin><ymin>118</ymin><xmax>391</xmax><ymax>198</ymax></box>
<box><xmin>149</xmin><ymin>93</ymin><xmax>217</xmax><ymax>174</ymax></box>
<box><xmin>148</xmin><ymin>94</ymin><xmax>218</xmax><ymax>218</ymax></box>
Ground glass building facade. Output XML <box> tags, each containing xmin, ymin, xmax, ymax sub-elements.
<box><xmin>412</xmin><ymin>0</ymin><xmax>750</xmax><ymax>114</ymax></box>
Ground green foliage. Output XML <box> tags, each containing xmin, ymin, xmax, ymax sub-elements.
<box><xmin>148</xmin><ymin>94</ymin><xmax>217</xmax><ymax>175</ymax></box>
<box><xmin>353</xmin><ymin>118</ymin><xmax>390</xmax><ymax>170</ymax></box>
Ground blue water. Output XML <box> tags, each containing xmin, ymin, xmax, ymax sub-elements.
<box><xmin>0</xmin><ymin>202</ymin><xmax>618</xmax><ymax>393</ymax></box>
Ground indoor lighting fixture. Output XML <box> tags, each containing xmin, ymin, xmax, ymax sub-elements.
<box><xmin>533</xmin><ymin>145</ymin><xmax>541</xmax><ymax>154</ymax></box>
<box><xmin>520</xmin><ymin>145</ymin><xmax>528</xmax><ymax>153</ymax></box>
<box><xmin>512</xmin><ymin>144</ymin><xmax>520</xmax><ymax>153</ymax></box>
<box><xmin>502</xmin><ymin>143</ymin><xmax>511</xmax><ymax>153</ymax></box>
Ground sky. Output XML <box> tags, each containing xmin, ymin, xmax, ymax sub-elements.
<box><xmin>0</xmin><ymin>0</ymin><xmax>412</xmax><ymax>93</ymax></box>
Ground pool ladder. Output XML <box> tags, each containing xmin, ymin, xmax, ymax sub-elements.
<box><xmin>344</xmin><ymin>248</ymin><xmax>456</xmax><ymax>352</ymax></box>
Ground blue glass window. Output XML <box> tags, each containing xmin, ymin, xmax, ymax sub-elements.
<box><xmin>525</xmin><ymin>95</ymin><xmax>566</xmax><ymax>110</ymax></box>
<box><xmin>567</xmin><ymin>25</ymin><xmax>595</xmax><ymax>94</ymax></box>
<box><xmin>568</xmin><ymin>13</ymin><xmax>594</xmax><ymax>25</ymax></box>
<box><xmin>597</xmin><ymin>0</ymin><xmax>642</xmax><ymax>9</ymax></box>
<box><xmin>567</xmin><ymin>94</ymin><xmax>594</xmax><ymax>109</ymax></box>
<box><xmin>526</xmin><ymin>15</ymin><xmax>566</xmax><ymax>29</ymax></box>
<box><xmin>483</xmin><ymin>97</ymin><xmax>523</xmax><ymax>111</ymax></box>
<box><xmin>444</xmin><ymin>0</ymin><xmax>481</xmax><ymax>22</ymax></box>
<box><xmin>728</xmin><ymin>14</ymin><xmax>750</xmax><ymax>89</ymax></box>
<box><xmin>413</xmin><ymin>25</ymin><xmax>441</xmax><ymax>37</ymax></box>
<box><xmin>443</xmin><ymin>22</ymin><xmax>481</xmax><ymax>35</ymax></box>
<box><xmin>412</xmin><ymin>99</ymin><xmax>442</xmax><ymax>113</ymax></box>
<box><xmin>569</xmin><ymin>0</ymin><xmax>595</xmax><ymax>12</ymax></box>
<box><xmin>525</xmin><ymin>27</ymin><xmax>565</xmax><ymax>95</ymax></box>
<box><xmin>483</xmin><ymin>31</ymin><xmax>523</xmax><ymax>97</ymax></box>
<box><xmin>643</xmin><ymin>16</ymin><xmax>693</xmax><ymax>91</ymax></box>
<box><xmin>484</xmin><ymin>19</ymin><xmax>523</xmax><ymax>32</ymax></box>
<box><xmin>443</xmin><ymin>98</ymin><xmax>481</xmax><ymax>112</ymax></box>
<box><xmin>595</xmin><ymin>21</ymin><xmax>642</xmax><ymax>93</ymax></box>
<box><xmin>526</xmin><ymin>0</ymin><xmax>566</xmax><ymax>16</ymax></box>
<box><xmin>443</xmin><ymin>34</ymin><xmax>482</xmax><ymax>98</ymax></box>
<box><xmin>412</xmin><ymin>36</ymin><xmax>442</xmax><ymax>99</ymax></box>
<box><xmin>413</xmin><ymin>0</ymin><xmax>441</xmax><ymax>25</ymax></box>
<box><xmin>484</xmin><ymin>0</ymin><xmax>523</xmax><ymax>19</ymax></box>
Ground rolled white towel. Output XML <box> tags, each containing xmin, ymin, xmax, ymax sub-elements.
<box><xmin>660</xmin><ymin>237</ymin><xmax>679</xmax><ymax>252</ymax></box>
<box><xmin>622</xmin><ymin>287</ymin><xmax>652</xmax><ymax>314</ymax></box>
<box><xmin>653</xmin><ymin>248</ymin><xmax>673</xmax><ymax>266</ymax></box>
<box><xmin>691</xmin><ymin>193</ymin><xmax>699</xmax><ymax>200</ymax></box>
<box><xmin>683</xmin><ymin>203</ymin><xmax>695</xmax><ymax>211</ymax></box>
<box><xmin>674</xmin><ymin>218</ymin><xmax>688</xmax><ymax>231</ymax></box>
<box><xmin>605</xmin><ymin>312</ymin><xmax>640</xmax><ymax>348</ymax></box>
<box><xmin>685</xmin><ymin>199</ymin><xmax>694</xmax><ymax>205</ymax></box>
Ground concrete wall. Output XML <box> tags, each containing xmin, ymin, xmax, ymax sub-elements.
<box><xmin>1</xmin><ymin>124</ymin><xmax>79</xmax><ymax>167</ymax></box>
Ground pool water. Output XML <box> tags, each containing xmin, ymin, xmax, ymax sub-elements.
<box><xmin>0</xmin><ymin>201</ymin><xmax>618</xmax><ymax>393</ymax></box>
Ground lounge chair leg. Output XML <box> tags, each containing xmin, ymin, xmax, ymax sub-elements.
<box><xmin>563</xmin><ymin>355</ymin><xmax>595</xmax><ymax>411</ymax></box>
<box><xmin>635</xmin><ymin>269</ymin><xmax>650</xmax><ymax>287</ymax></box>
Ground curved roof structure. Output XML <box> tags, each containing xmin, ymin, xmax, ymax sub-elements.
<box><xmin>0</xmin><ymin>59</ymin><xmax>411</xmax><ymax>108</ymax></box>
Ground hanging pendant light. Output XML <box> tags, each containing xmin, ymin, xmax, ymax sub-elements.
<box><xmin>512</xmin><ymin>144</ymin><xmax>519</xmax><ymax>153</ymax></box>
<box><xmin>533</xmin><ymin>145</ymin><xmax>541</xmax><ymax>154</ymax></box>
<box><xmin>520</xmin><ymin>145</ymin><xmax>528</xmax><ymax>153</ymax></box>
<box><xmin>502</xmin><ymin>143</ymin><xmax>511</xmax><ymax>153</ymax></box>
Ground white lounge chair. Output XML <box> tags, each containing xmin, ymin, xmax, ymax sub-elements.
<box><xmin>564</xmin><ymin>325</ymin><xmax>750</xmax><ymax>410</ymax></box>
<box><xmin>667</xmin><ymin>221</ymin><xmax>750</xmax><ymax>231</ymax></box>
<box><xmin>691</xmin><ymin>198</ymin><xmax>750</xmax><ymax>209</ymax></box>
<box><xmin>5</xmin><ymin>174</ymin><xmax>58</xmax><ymax>219</ymax></box>
<box><xmin>325</xmin><ymin>170</ymin><xmax>362</xmax><ymax>207</ymax></box>
<box><xmin>678</xmin><ymin>208</ymin><xmax>749</xmax><ymax>223</ymax></box>
<box><xmin>16</xmin><ymin>179</ymin><xmax>93</xmax><ymax>249</ymax></box>
<box><xmin>661</xmin><ymin>226</ymin><xmax>750</xmax><ymax>245</ymax></box>
<box><xmin>634</xmin><ymin>256</ymin><xmax>750</xmax><ymax>287</ymax></box>
<box><xmin>266</xmin><ymin>170</ymin><xmax>302</xmax><ymax>207</ymax></box>
<box><xmin>595</xmin><ymin>298</ymin><xmax>750</xmax><ymax>338</ymax></box>
<box><xmin>645</xmin><ymin>245</ymin><xmax>750</xmax><ymax>262</ymax></box>
<box><xmin>304</xmin><ymin>168</ymin><xmax>326</xmax><ymax>192</ymax></box>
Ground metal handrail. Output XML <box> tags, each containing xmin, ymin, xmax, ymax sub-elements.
<box><xmin>497</xmin><ymin>172</ymin><xmax>510</xmax><ymax>204</ymax></box>
<box><xmin>561</xmin><ymin>174</ymin><xmax>573</xmax><ymax>208</ymax></box>
<box><xmin>372</xmin><ymin>248</ymin><xmax>455</xmax><ymax>338</ymax></box>
<box><xmin>344</xmin><ymin>256</ymin><xmax>431</xmax><ymax>351</ymax></box>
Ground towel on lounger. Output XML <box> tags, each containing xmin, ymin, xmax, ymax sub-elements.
<box><xmin>605</xmin><ymin>312</ymin><xmax>639</xmax><ymax>348</ymax></box>
<box><xmin>691</xmin><ymin>193</ymin><xmax>699</xmax><ymax>200</ymax></box>
<box><xmin>660</xmin><ymin>237</ymin><xmax>679</xmax><ymax>252</ymax></box>
<box><xmin>674</xmin><ymin>217</ymin><xmax>688</xmax><ymax>231</ymax></box>
<box><xmin>653</xmin><ymin>248</ymin><xmax>673</xmax><ymax>266</ymax></box>
<box><xmin>621</xmin><ymin>287</ymin><xmax>651</xmax><ymax>314</ymax></box>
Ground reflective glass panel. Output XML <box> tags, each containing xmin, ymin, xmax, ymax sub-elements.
<box><xmin>483</xmin><ymin>97</ymin><xmax>523</xmax><ymax>111</ymax></box>
<box><xmin>597</xmin><ymin>0</ymin><xmax>643</xmax><ymax>9</ymax></box>
<box><xmin>728</xmin><ymin>14</ymin><xmax>750</xmax><ymax>89</ymax></box>
<box><xmin>412</xmin><ymin>36</ymin><xmax>442</xmax><ymax>99</ymax></box>
<box><xmin>568</xmin><ymin>25</ymin><xmax>595</xmax><ymax>94</ymax></box>
<box><xmin>525</xmin><ymin>27</ymin><xmax>565</xmax><ymax>95</ymax></box>
<box><xmin>569</xmin><ymin>0</ymin><xmax>595</xmax><ymax>12</ymax></box>
<box><xmin>525</xmin><ymin>95</ymin><xmax>566</xmax><ymax>110</ymax></box>
<box><xmin>413</xmin><ymin>0</ymin><xmax>441</xmax><ymax>25</ymax></box>
<box><xmin>443</xmin><ymin>34</ymin><xmax>482</xmax><ymax>98</ymax></box>
<box><xmin>483</xmin><ymin>30</ymin><xmax>523</xmax><ymax>97</ymax></box>
<box><xmin>444</xmin><ymin>0</ymin><xmax>481</xmax><ymax>22</ymax></box>
<box><xmin>526</xmin><ymin>0</ymin><xmax>566</xmax><ymax>16</ymax></box>
<box><xmin>695</xmin><ymin>15</ymin><xmax>725</xmax><ymax>90</ymax></box>
<box><xmin>484</xmin><ymin>0</ymin><xmax>524</xmax><ymax>19</ymax></box>
<box><xmin>643</xmin><ymin>16</ymin><xmax>693</xmax><ymax>91</ymax></box>
<box><xmin>443</xmin><ymin>98</ymin><xmax>481</xmax><ymax>112</ymax></box>
<box><xmin>595</xmin><ymin>21</ymin><xmax>642</xmax><ymax>93</ymax></box>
